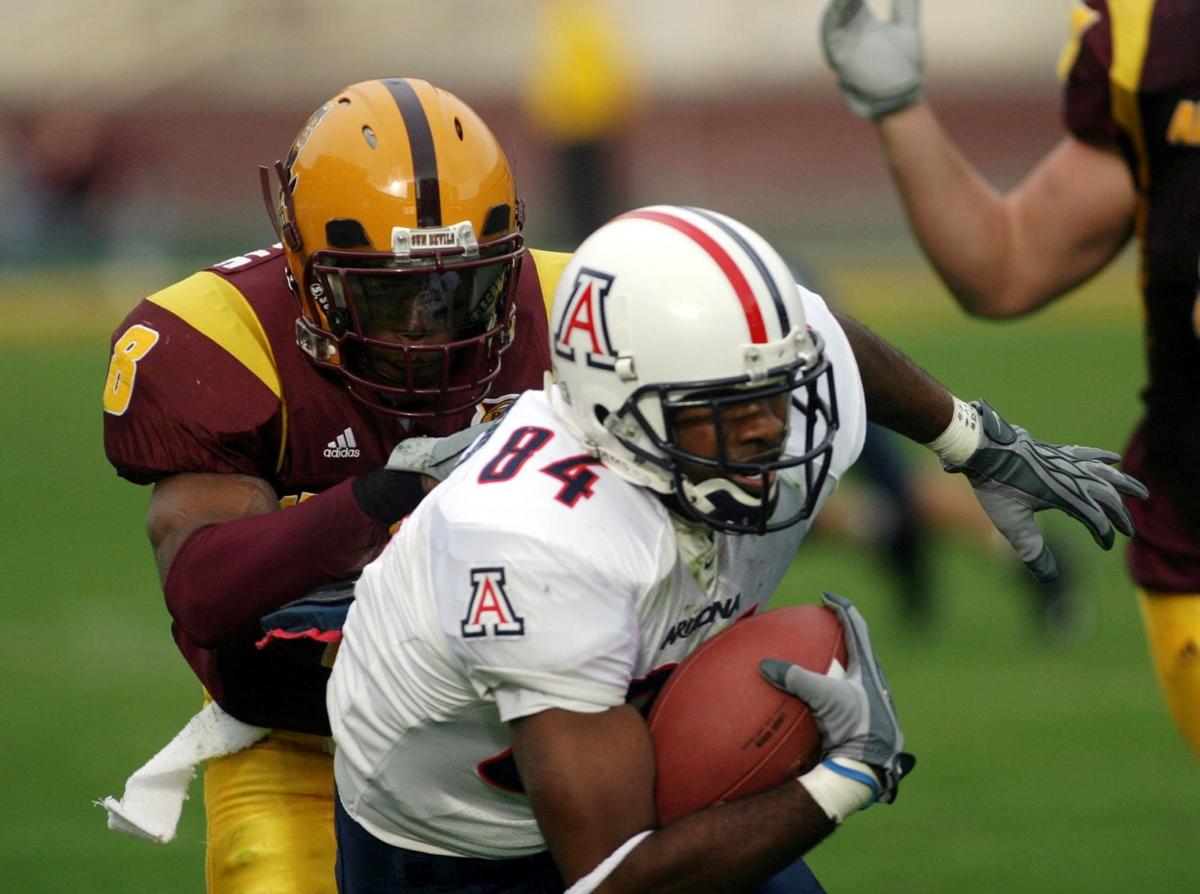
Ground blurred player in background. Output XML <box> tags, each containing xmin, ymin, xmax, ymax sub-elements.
<box><xmin>522</xmin><ymin>0</ymin><xmax>639</xmax><ymax>247</ymax></box>
<box><xmin>102</xmin><ymin>78</ymin><xmax>572</xmax><ymax>893</ymax></box>
<box><xmin>819</xmin><ymin>0</ymin><xmax>1200</xmax><ymax>756</ymax></box>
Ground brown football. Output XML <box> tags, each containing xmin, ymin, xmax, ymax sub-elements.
<box><xmin>648</xmin><ymin>604</ymin><xmax>847</xmax><ymax>825</ymax></box>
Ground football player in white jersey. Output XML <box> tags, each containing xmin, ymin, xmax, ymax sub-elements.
<box><xmin>328</xmin><ymin>205</ymin><xmax>1145</xmax><ymax>893</ymax></box>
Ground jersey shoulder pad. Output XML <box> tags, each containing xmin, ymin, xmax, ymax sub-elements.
<box><xmin>1060</xmin><ymin>1</ymin><xmax>1120</xmax><ymax>142</ymax></box>
<box><xmin>103</xmin><ymin>270</ymin><xmax>286</xmax><ymax>482</ymax></box>
<box><xmin>795</xmin><ymin>285</ymin><xmax>865</xmax><ymax>481</ymax></box>
<box><xmin>528</xmin><ymin>248</ymin><xmax>574</xmax><ymax>320</ymax></box>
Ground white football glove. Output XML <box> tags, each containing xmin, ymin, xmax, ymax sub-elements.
<box><xmin>820</xmin><ymin>0</ymin><xmax>924</xmax><ymax>119</ymax></box>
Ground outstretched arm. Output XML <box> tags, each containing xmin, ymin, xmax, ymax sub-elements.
<box><xmin>833</xmin><ymin>310</ymin><xmax>950</xmax><ymax>443</ymax></box>
<box><xmin>149</xmin><ymin>425</ymin><xmax>488</xmax><ymax>647</ymax></box>
<box><xmin>832</xmin><ymin>311</ymin><xmax>1147</xmax><ymax>581</ymax></box>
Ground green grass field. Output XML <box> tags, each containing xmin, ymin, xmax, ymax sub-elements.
<box><xmin>3</xmin><ymin>257</ymin><xmax>1196</xmax><ymax>892</ymax></box>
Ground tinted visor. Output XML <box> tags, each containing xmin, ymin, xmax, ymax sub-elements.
<box><xmin>327</xmin><ymin>261</ymin><xmax>509</xmax><ymax>339</ymax></box>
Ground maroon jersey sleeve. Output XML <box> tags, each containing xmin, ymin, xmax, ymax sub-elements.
<box><xmin>1062</xmin><ymin>0</ymin><xmax>1121</xmax><ymax>144</ymax></box>
<box><xmin>103</xmin><ymin>272</ymin><xmax>285</xmax><ymax>484</ymax></box>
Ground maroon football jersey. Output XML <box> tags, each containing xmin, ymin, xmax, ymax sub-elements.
<box><xmin>103</xmin><ymin>245</ymin><xmax>557</xmax><ymax>731</ymax></box>
<box><xmin>1062</xmin><ymin>0</ymin><xmax>1200</xmax><ymax>591</ymax></box>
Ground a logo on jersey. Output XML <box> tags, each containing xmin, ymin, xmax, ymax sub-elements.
<box><xmin>658</xmin><ymin>594</ymin><xmax>742</xmax><ymax>650</ymax></box>
<box><xmin>461</xmin><ymin>567</ymin><xmax>525</xmax><ymax>638</ymax></box>
<box><xmin>324</xmin><ymin>427</ymin><xmax>361</xmax><ymax>458</ymax></box>
<box><xmin>553</xmin><ymin>268</ymin><xmax>616</xmax><ymax>370</ymax></box>
<box><xmin>285</xmin><ymin>100</ymin><xmax>331</xmax><ymax>173</ymax></box>
<box><xmin>472</xmin><ymin>394</ymin><xmax>518</xmax><ymax>426</ymax></box>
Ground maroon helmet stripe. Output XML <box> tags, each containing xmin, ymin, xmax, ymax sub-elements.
<box><xmin>616</xmin><ymin>209</ymin><xmax>768</xmax><ymax>343</ymax></box>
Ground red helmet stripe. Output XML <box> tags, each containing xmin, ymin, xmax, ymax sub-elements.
<box><xmin>616</xmin><ymin>209</ymin><xmax>768</xmax><ymax>343</ymax></box>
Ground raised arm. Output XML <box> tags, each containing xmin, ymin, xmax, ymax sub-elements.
<box><xmin>877</xmin><ymin>107</ymin><xmax>1135</xmax><ymax>316</ymax></box>
<box><xmin>820</xmin><ymin>0</ymin><xmax>1137</xmax><ymax>317</ymax></box>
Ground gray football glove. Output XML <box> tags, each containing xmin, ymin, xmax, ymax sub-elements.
<box><xmin>384</xmin><ymin>420</ymin><xmax>497</xmax><ymax>483</ymax></box>
<box><xmin>947</xmin><ymin>400</ymin><xmax>1149</xmax><ymax>583</ymax></box>
<box><xmin>820</xmin><ymin>0</ymin><xmax>924</xmax><ymax>119</ymax></box>
<box><xmin>760</xmin><ymin>593</ymin><xmax>915</xmax><ymax>804</ymax></box>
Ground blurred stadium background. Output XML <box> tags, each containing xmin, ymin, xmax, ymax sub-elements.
<box><xmin>3</xmin><ymin>1</ymin><xmax>1195</xmax><ymax>891</ymax></box>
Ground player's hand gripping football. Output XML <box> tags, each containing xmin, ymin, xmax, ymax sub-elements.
<box><xmin>760</xmin><ymin>593</ymin><xmax>915</xmax><ymax>805</ymax></box>
<box><xmin>820</xmin><ymin>0</ymin><xmax>924</xmax><ymax>119</ymax></box>
<box><xmin>947</xmin><ymin>400</ymin><xmax>1149</xmax><ymax>583</ymax></box>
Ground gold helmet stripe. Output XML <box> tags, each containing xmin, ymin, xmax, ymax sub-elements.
<box><xmin>380</xmin><ymin>78</ymin><xmax>442</xmax><ymax>227</ymax></box>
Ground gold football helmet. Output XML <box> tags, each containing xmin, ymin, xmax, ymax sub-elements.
<box><xmin>261</xmin><ymin>78</ymin><xmax>525</xmax><ymax>417</ymax></box>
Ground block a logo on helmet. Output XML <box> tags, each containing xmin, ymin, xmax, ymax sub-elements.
<box><xmin>547</xmin><ymin>205</ymin><xmax>840</xmax><ymax>535</ymax></box>
<box><xmin>553</xmin><ymin>269</ymin><xmax>617</xmax><ymax>371</ymax></box>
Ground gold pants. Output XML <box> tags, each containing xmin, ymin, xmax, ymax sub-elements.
<box><xmin>1138</xmin><ymin>590</ymin><xmax>1200</xmax><ymax>760</ymax></box>
<box><xmin>204</xmin><ymin>730</ymin><xmax>337</xmax><ymax>894</ymax></box>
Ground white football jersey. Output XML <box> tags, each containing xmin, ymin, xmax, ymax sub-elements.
<box><xmin>327</xmin><ymin>287</ymin><xmax>866</xmax><ymax>859</ymax></box>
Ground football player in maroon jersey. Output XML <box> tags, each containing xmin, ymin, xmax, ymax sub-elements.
<box><xmin>820</xmin><ymin>0</ymin><xmax>1200</xmax><ymax>758</ymax></box>
<box><xmin>102</xmin><ymin>78</ymin><xmax>572</xmax><ymax>893</ymax></box>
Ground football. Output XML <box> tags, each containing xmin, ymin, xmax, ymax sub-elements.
<box><xmin>647</xmin><ymin>604</ymin><xmax>847</xmax><ymax>825</ymax></box>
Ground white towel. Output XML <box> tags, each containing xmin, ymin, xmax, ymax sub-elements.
<box><xmin>96</xmin><ymin>701</ymin><xmax>268</xmax><ymax>843</ymax></box>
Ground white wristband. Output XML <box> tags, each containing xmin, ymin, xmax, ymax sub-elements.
<box><xmin>798</xmin><ymin>758</ymin><xmax>879</xmax><ymax>825</ymax></box>
<box><xmin>923</xmin><ymin>396</ymin><xmax>982</xmax><ymax>465</ymax></box>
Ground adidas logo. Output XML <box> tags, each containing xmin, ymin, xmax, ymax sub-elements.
<box><xmin>324</xmin><ymin>427</ymin><xmax>361</xmax><ymax>459</ymax></box>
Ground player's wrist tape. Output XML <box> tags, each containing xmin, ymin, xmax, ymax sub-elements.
<box><xmin>923</xmin><ymin>396</ymin><xmax>982</xmax><ymax>466</ymax></box>
<box><xmin>798</xmin><ymin>758</ymin><xmax>879</xmax><ymax>825</ymax></box>
<box><xmin>351</xmin><ymin>468</ymin><xmax>426</xmax><ymax>526</ymax></box>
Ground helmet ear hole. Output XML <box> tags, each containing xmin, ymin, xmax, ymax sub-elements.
<box><xmin>593</xmin><ymin>405</ymin><xmax>609</xmax><ymax>425</ymax></box>
<box><xmin>454</xmin><ymin>117</ymin><xmax>464</xmax><ymax>140</ymax></box>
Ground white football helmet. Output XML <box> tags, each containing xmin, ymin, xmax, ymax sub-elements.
<box><xmin>548</xmin><ymin>205</ymin><xmax>839</xmax><ymax>533</ymax></box>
